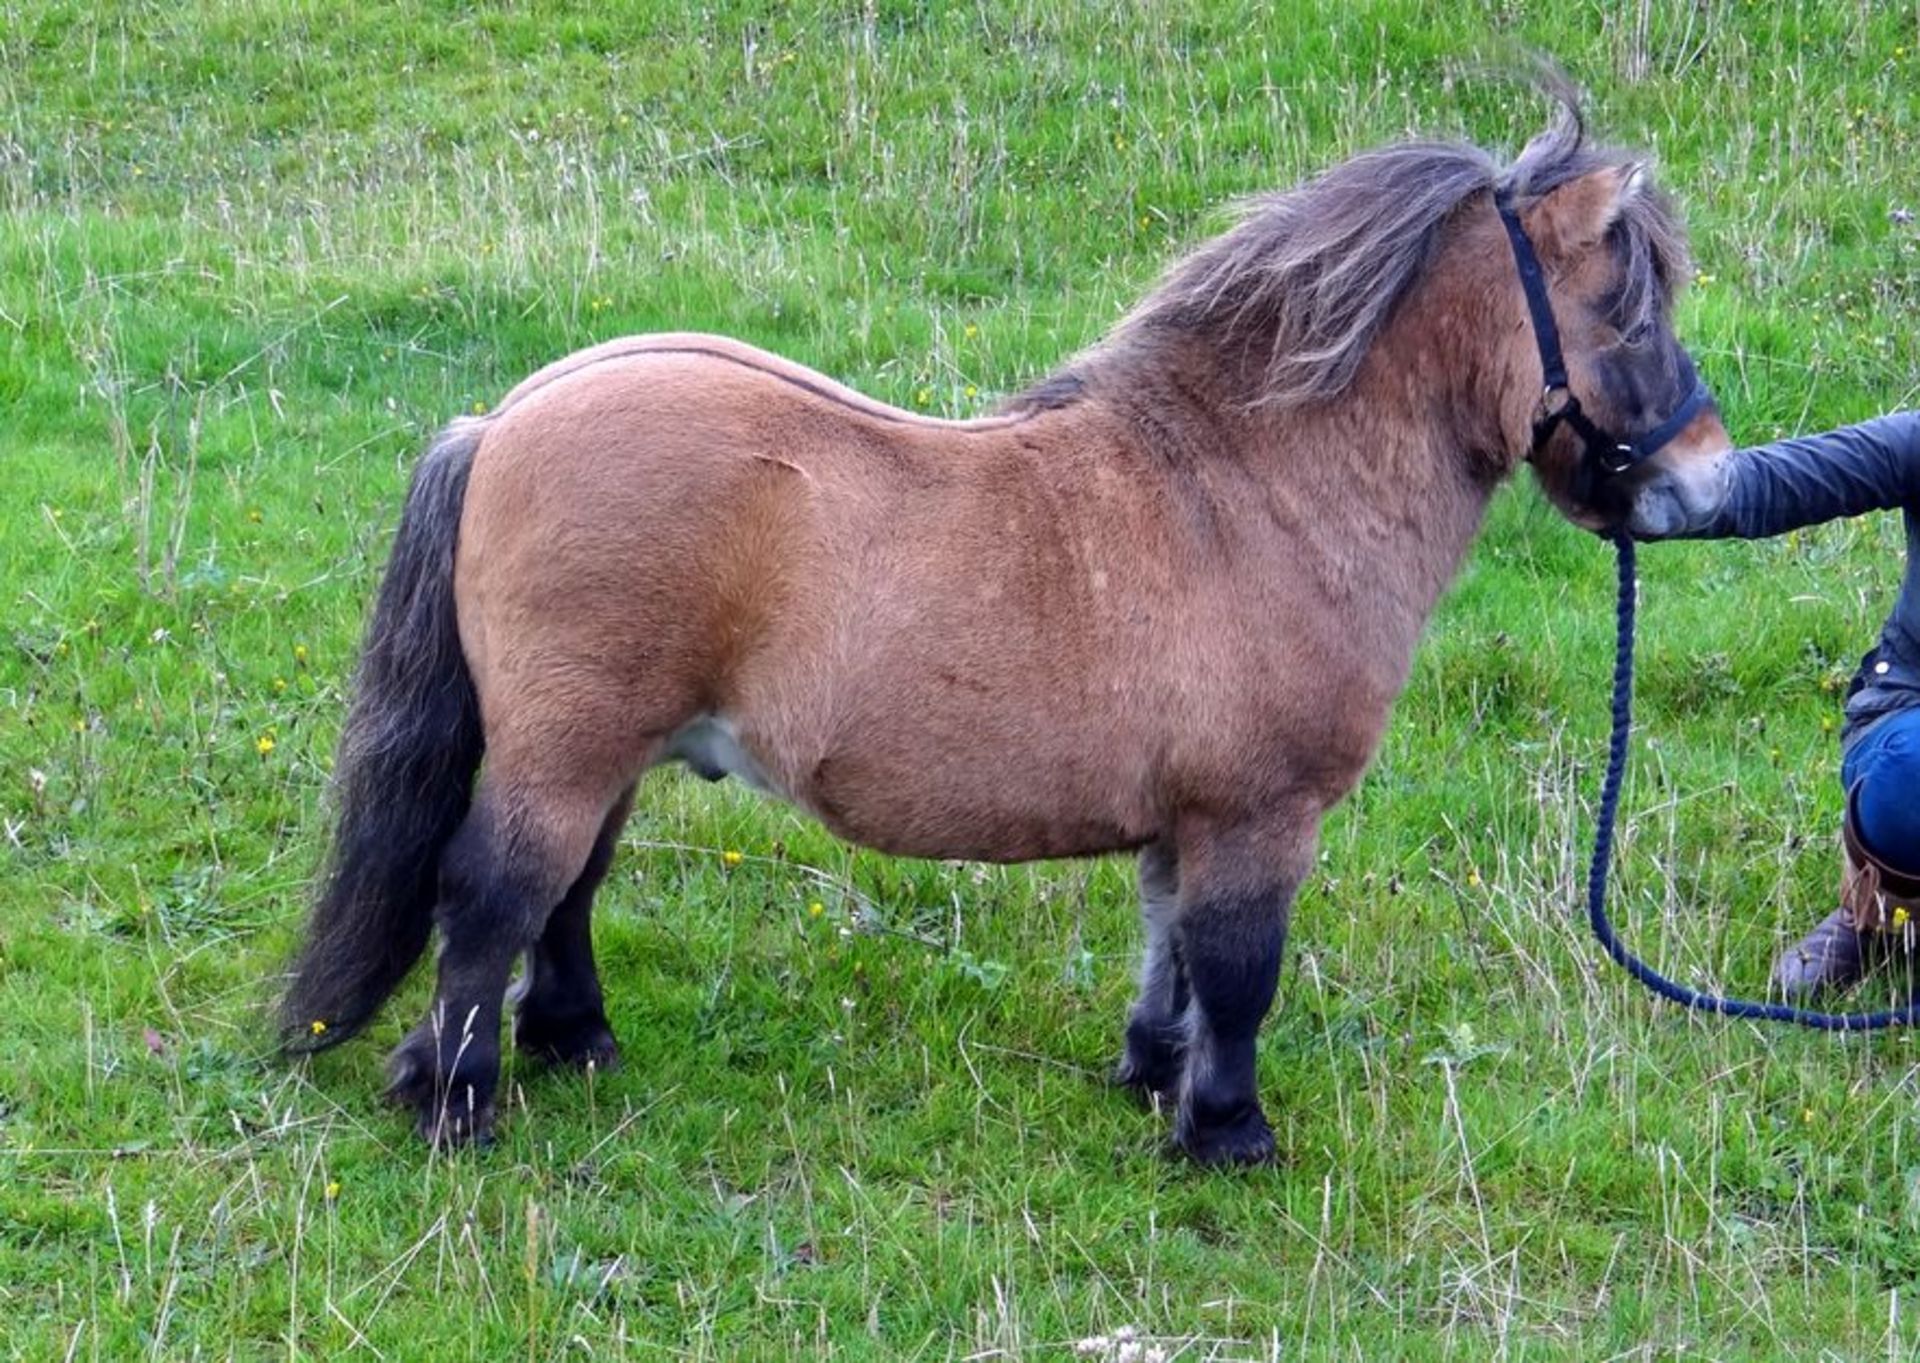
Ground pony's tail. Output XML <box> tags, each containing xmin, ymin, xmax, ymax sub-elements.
<box><xmin>279</xmin><ymin>418</ymin><xmax>488</xmax><ymax>1053</ymax></box>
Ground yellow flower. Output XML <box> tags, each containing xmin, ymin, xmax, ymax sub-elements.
<box><xmin>915</xmin><ymin>388</ymin><xmax>930</xmax><ymax>406</ymax></box>
<box><xmin>1802</xmin><ymin>1108</ymin><xmax>1814</xmax><ymax>1125</ymax></box>
<box><xmin>309</xmin><ymin>1019</ymin><xmax>328</xmax><ymax>1037</ymax></box>
<box><xmin>964</xmin><ymin>385</ymin><xmax>978</xmax><ymax>398</ymax></box>
<box><xmin>273</xmin><ymin>677</ymin><xmax>288</xmax><ymax>693</ymax></box>
<box><xmin>963</xmin><ymin>323</ymin><xmax>979</xmax><ymax>339</ymax></box>
<box><xmin>722</xmin><ymin>849</ymin><xmax>743</xmax><ymax>866</ymax></box>
<box><xmin>325</xmin><ymin>1180</ymin><xmax>341</xmax><ymax>1201</ymax></box>
<box><xmin>248</xmin><ymin>508</ymin><xmax>262</xmax><ymax>524</ymax></box>
<box><xmin>256</xmin><ymin>734</ymin><xmax>276</xmax><ymax>756</ymax></box>
<box><xmin>293</xmin><ymin>644</ymin><xmax>309</xmax><ymax>665</ymax></box>
<box><xmin>1895</xmin><ymin>907</ymin><xmax>1911</xmax><ymax>931</ymax></box>
<box><xmin>1465</xmin><ymin>869</ymin><xmax>1482</xmax><ymax>888</ymax></box>
<box><xmin>472</xmin><ymin>401</ymin><xmax>489</xmax><ymax>415</ymax></box>
<box><xmin>808</xmin><ymin>901</ymin><xmax>824</xmax><ymax>918</ymax></box>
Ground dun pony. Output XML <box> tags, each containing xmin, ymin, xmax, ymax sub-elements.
<box><xmin>283</xmin><ymin>93</ymin><xmax>1728</xmax><ymax>1163</ymax></box>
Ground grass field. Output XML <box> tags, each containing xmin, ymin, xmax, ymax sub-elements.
<box><xmin>4</xmin><ymin>1</ymin><xmax>1920</xmax><ymax>1357</ymax></box>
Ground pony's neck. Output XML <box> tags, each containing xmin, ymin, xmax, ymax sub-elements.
<box><xmin>1091</xmin><ymin>237</ymin><xmax>1523</xmax><ymax>673</ymax></box>
<box><xmin>1247</xmin><ymin>226</ymin><xmax>1524</xmax><ymax>627</ymax></box>
<box><xmin>1080</xmin><ymin>203</ymin><xmax>1529</xmax><ymax>620</ymax></box>
<box><xmin>1249</xmin><ymin>382</ymin><xmax>1503</xmax><ymax>637</ymax></box>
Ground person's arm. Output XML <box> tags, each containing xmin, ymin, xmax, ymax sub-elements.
<box><xmin>1677</xmin><ymin>411</ymin><xmax>1920</xmax><ymax>540</ymax></box>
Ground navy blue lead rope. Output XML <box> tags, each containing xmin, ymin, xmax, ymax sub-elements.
<box><xmin>1591</xmin><ymin>532</ymin><xmax>1920</xmax><ymax>1030</ymax></box>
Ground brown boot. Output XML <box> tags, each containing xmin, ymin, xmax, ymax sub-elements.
<box><xmin>1840</xmin><ymin>787</ymin><xmax>1920</xmax><ymax>934</ymax></box>
<box><xmin>1772</xmin><ymin>909</ymin><xmax>1893</xmax><ymax>999</ymax></box>
<box><xmin>1774</xmin><ymin>806</ymin><xmax>1920</xmax><ymax>1000</ymax></box>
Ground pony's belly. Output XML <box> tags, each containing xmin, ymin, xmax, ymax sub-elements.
<box><xmin>663</xmin><ymin>716</ymin><xmax>1154</xmax><ymax>861</ymax></box>
<box><xmin>797</xmin><ymin>740</ymin><xmax>1154</xmax><ymax>863</ymax></box>
<box><xmin>818</xmin><ymin>811</ymin><xmax>1150</xmax><ymax>864</ymax></box>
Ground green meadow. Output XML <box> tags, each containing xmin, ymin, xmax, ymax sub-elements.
<box><xmin>3</xmin><ymin>1</ymin><xmax>1918</xmax><ymax>1356</ymax></box>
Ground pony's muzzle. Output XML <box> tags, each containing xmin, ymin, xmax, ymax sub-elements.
<box><xmin>1621</xmin><ymin>421</ymin><xmax>1734</xmax><ymax>540</ymax></box>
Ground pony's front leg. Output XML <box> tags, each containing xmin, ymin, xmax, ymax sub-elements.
<box><xmin>1168</xmin><ymin>818</ymin><xmax>1314</xmax><ymax>1166</ymax></box>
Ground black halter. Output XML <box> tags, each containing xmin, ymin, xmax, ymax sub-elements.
<box><xmin>1494</xmin><ymin>190</ymin><xmax>1713</xmax><ymax>476</ymax></box>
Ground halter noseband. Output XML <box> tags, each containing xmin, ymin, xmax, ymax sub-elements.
<box><xmin>1494</xmin><ymin>190</ymin><xmax>1712</xmax><ymax>477</ymax></box>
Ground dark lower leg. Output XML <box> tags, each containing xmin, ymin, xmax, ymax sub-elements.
<box><xmin>1116</xmin><ymin>843</ymin><xmax>1186</xmax><ymax>1097</ymax></box>
<box><xmin>513</xmin><ymin>788</ymin><xmax>633</xmax><ymax>1068</ymax></box>
<box><xmin>387</xmin><ymin>968</ymin><xmax>513</xmax><ymax>1147</ymax></box>
<box><xmin>1173</xmin><ymin>884</ymin><xmax>1290</xmax><ymax>1166</ymax></box>
<box><xmin>387</xmin><ymin>792</ymin><xmax>602</xmax><ymax>1145</ymax></box>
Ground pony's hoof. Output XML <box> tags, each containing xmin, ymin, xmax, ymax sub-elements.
<box><xmin>1174</xmin><ymin>1102</ymin><xmax>1275</xmax><ymax>1167</ymax></box>
<box><xmin>386</xmin><ymin>1040</ymin><xmax>499</xmax><ymax>1148</ymax></box>
<box><xmin>515</xmin><ymin>1012</ymin><xmax>621</xmax><ymax>1072</ymax></box>
<box><xmin>418</xmin><ymin>1105</ymin><xmax>497</xmax><ymax>1150</ymax></box>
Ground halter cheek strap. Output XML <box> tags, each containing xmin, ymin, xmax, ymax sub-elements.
<box><xmin>1496</xmin><ymin>196</ymin><xmax>1572</xmax><ymax>395</ymax></box>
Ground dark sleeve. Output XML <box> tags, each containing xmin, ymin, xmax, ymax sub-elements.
<box><xmin>1695</xmin><ymin>411</ymin><xmax>1920</xmax><ymax>539</ymax></box>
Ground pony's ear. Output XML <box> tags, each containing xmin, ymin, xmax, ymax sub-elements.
<box><xmin>1521</xmin><ymin>163</ymin><xmax>1642</xmax><ymax>262</ymax></box>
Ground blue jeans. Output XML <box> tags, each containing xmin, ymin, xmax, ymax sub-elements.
<box><xmin>1843</xmin><ymin>708</ymin><xmax>1920</xmax><ymax>876</ymax></box>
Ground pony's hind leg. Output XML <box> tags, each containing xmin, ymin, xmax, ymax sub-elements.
<box><xmin>1114</xmin><ymin>843</ymin><xmax>1186</xmax><ymax>1098</ymax></box>
<box><xmin>386</xmin><ymin>770</ymin><xmax>627</xmax><ymax>1146</ymax></box>
<box><xmin>511</xmin><ymin>786</ymin><xmax>636</xmax><ymax>1070</ymax></box>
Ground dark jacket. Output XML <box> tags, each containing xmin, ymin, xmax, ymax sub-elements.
<box><xmin>1644</xmin><ymin>411</ymin><xmax>1920</xmax><ymax>744</ymax></box>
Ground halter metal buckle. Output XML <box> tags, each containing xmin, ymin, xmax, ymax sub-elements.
<box><xmin>1598</xmin><ymin>442</ymin><xmax>1639</xmax><ymax>476</ymax></box>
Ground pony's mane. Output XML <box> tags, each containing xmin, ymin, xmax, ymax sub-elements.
<box><xmin>1015</xmin><ymin>97</ymin><xmax>1690</xmax><ymax>413</ymax></box>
